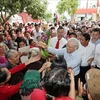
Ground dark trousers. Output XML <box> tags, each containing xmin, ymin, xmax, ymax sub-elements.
<box><xmin>80</xmin><ymin>66</ymin><xmax>90</xmax><ymax>84</ymax></box>
<box><xmin>75</xmin><ymin>74</ymin><xmax>80</xmax><ymax>90</ymax></box>
<box><xmin>95</xmin><ymin>66</ymin><xmax>100</xmax><ymax>69</ymax></box>
<box><xmin>8</xmin><ymin>93</ymin><xmax>21</xmax><ymax>100</ymax></box>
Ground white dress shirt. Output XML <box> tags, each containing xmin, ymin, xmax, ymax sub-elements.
<box><xmin>47</xmin><ymin>47</ymin><xmax>81</xmax><ymax>76</ymax></box>
<box><xmin>49</xmin><ymin>37</ymin><xmax>67</xmax><ymax>49</ymax></box>
<box><xmin>91</xmin><ymin>44</ymin><xmax>100</xmax><ymax>68</ymax></box>
<box><xmin>78</xmin><ymin>42</ymin><xmax>95</xmax><ymax>67</ymax></box>
<box><xmin>33</xmin><ymin>29</ymin><xmax>43</xmax><ymax>40</ymax></box>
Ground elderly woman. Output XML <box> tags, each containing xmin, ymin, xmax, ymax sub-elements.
<box><xmin>5</xmin><ymin>49</ymin><xmax>44</xmax><ymax>84</ymax></box>
<box><xmin>0</xmin><ymin>54</ymin><xmax>45</xmax><ymax>100</ymax></box>
<box><xmin>1</xmin><ymin>48</ymin><xmax>47</xmax><ymax>100</ymax></box>
<box><xmin>4</xmin><ymin>49</ymin><xmax>42</xmax><ymax>100</ymax></box>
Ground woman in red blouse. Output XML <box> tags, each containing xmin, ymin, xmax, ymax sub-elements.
<box><xmin>0</xmin><ymin>54</ymin><xmax>46</xmax><ymax>100</ymax></box>
<box><xmin>0</xmin><ymin>68</ymin><xmax>22</xmax><ymax>100</ymax></box>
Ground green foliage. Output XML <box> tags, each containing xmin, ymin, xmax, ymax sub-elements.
<box><xmin>57</xmin><ymin>0</ymin><xmax>78</xmax><ymax>16</ymax></box>
<box><xmin>89</xmin><ymin>17</ymin><xmax>92</xmax><ymax>21</ymax></box>
<box><xmin>41</xmin><ymin>49</ymin><xmax>49</xmax><ymax>59</ymax></box>
<box><xmin>44</xmin><ymin>11</ymin><xmax>52</xmax><ymax>21</ymax></box>
<box><xmin>59</xmin><ymin>14</ymin><xmax>66</xmax><ymax>21</ymax></box>
<box><xmin>26</xmin><ymin>0</ymin><xmax>47</xmax><ymax>19</ymax></box>
<box><xmin>0</xmin><ymin>0</ymin><xmax>48</xmax><ymax>23</ymax></box>
<box><xmin>0</xmin><ymin>0</ymin><xmax>21</xmax><ymax>16</ymax></box>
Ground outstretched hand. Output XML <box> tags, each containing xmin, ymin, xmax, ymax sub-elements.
<box><xmin>30</xmin><ymin>53</ymin><xmax>41</xmax><ymax>63</ymax></box>
<box><xmin>37</xmin><ymin>41</ymin><xmax>47</xmax><ymax>49</ymax></box>
<box><xmin>68</xmin><ymin>69</ymin><xmax>75</xmax><ymax>100</ymax></box>
<box><xmin>68</xmin><ymin>69</ymin><xmax>74</xmax><ymax>82</ymax></box>
<box><xmin>25</xmin><ymin>54</ymin><xmax>41</xmax><ymax>66</ymax></box>
<box><xmin>78</xmin><ymin>78</ymin><xmax>83</xmax><ymax>97</ymax></box>
<box><xmin>87</xmin><ymin>57</ymin><xmax>94</xmax><ymax>65</ymax></box>
<box><xmin>39</xmin><ymin>61</ymin><xmax>51</xmax><ymax>73</ymax></box>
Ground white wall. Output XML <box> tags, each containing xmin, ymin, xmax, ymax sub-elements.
<box><xmin>75</xmin><ymin>14</ymin><xmax>92</xmax><ymax>21</ymax></box>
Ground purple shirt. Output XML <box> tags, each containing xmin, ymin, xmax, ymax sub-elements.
<box><xmin>0</xmin><ymin>56</ymin><xmax>7</xmax><ymax>67</ymax></box>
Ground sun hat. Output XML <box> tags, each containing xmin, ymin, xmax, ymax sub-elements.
<box><xmin>85</xmin><ymin>68</ymin><xmax>100</xmax><ymax>100</ymax></box>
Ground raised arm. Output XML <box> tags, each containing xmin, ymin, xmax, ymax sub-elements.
<box><xmin>68</xmin><ymin>69</ymin><xmax>75</xmax><ymax>100</ymax></box>
<box><xmin>6</xmin><ymin>81</ymin><xmax>22</xmax><ymax>97</ymax></box>
<box><xmin>38</xmin><ymin>41</ymin><xmax>64</xmax><ymax>55</ymax></box>
<box><xmin>9</xmin><ymin>54</ymin><xmax>41</xmax><ymax>74</ymax></box>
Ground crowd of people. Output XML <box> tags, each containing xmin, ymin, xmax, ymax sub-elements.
<box><xmin>0</xmin><ymin>20</ymin><xmax>100</xmax><ymax>100</ymax></box>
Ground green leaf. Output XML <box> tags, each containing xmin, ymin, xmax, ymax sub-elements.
<box><xmin>0</xmin><ymin>0</ymin><xmax>48</xmax><ymax>23</ymax></box>
<box><xmin>56</xmin><ymin>0</ymin><xmax>78</xmax><ymax>15</ymax></box>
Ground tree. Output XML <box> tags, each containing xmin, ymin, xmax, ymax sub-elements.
<box><xmin>0</xmin><ymin>0</ymin><xmax>47</xmax><ymax>24</ymax></box>
<box><xmin>56</xmin><ymin>0</ymin><xmax>78</xmax><ymax>22</ymax></box>
<box><xmin>0</xmin><ymin>0</ymin><xmax>21</xmax><ymax>24</ymax></box>
<box><xmin>59</xmin><ymin>14</ymin><xmax>66</xmax><ymax>21</ymax></box>
<box><xmin>44</xmin><ymin>11</ymin><xmax>52</xmax><ymax>21</ymax></box>
<box><xmin>26</xmin><ymin>0</ymin><xmax>48</xmax><ymax>19</ymax></box>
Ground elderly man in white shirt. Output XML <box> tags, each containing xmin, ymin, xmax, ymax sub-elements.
<box><xmin>91</xmin><ymin>44</ymin><xmax>100</xmax><ymax>69</ymax></box>
<box><xmin>79</xmin><ymin>33</ymin><xmax>95</xmax><ymax>84</ymax></box>
<box><xmin>38</xmin><ymin>38</ymin><xmax>81</xmax><ymax>90</ymax></box>
<box><xmin>49</xmin><ymin>26</ymin><xmax>67</xmax><ymax>49</ymax></box>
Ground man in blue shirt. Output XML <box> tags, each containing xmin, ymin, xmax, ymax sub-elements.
<box><xmin>38</xmin><ymin>38</ymin><xmax>82</xmax><ymax>90</ymax></box>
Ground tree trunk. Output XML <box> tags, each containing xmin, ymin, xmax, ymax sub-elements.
<box><xmin>71</xmin><ymin>15</ymin><xmax>75</xmax><ymax>23</ymax></box>
<box><xmin>1</xmin><ymin>13</ymin><xmax>12</xmax><ymax>25</ymax></box>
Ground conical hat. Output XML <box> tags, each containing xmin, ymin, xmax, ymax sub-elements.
<box><xmin>85</xmin><ymin>68</ymin><xmax>100</xmax><ymax>100</ymax></box>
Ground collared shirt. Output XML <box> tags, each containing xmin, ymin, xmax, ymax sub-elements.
<box><xmin>79</xmin><ymin>42</ymin><xmax>95</xmax><ymax>67</ymax></box>
<box><xmin>47</xmin><ymin>47</ymin><xmax>81</xmax><ymax>76</ymax></box>
<box><xmin>91</xmin><ymin>44</ymin><xmax>100</xmax><ymax>68</ymax></box>
<box><xmin>33</xmin><ymin>29</ymin><xmax>43</xmax><ymax>40</ymax></box>
<box><xmin>90</xmin><ymin>39</ymin><xmax>100</xmax><ymax>46</ymax></box>
<box><xmin>49</xmin><ymin>37</ymin><xmax>67</xmax><ymax>49</ymax></box>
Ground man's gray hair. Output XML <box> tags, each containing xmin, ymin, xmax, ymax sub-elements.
<box><xmin>5</xmin><ymin>49</ymin><xmax>17</xmax><ymax>59</ymax></box>
<box><xmin>68</xmin><ymin>38</ymin><xmax>79</xmax><ymax>49</ymax></box>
